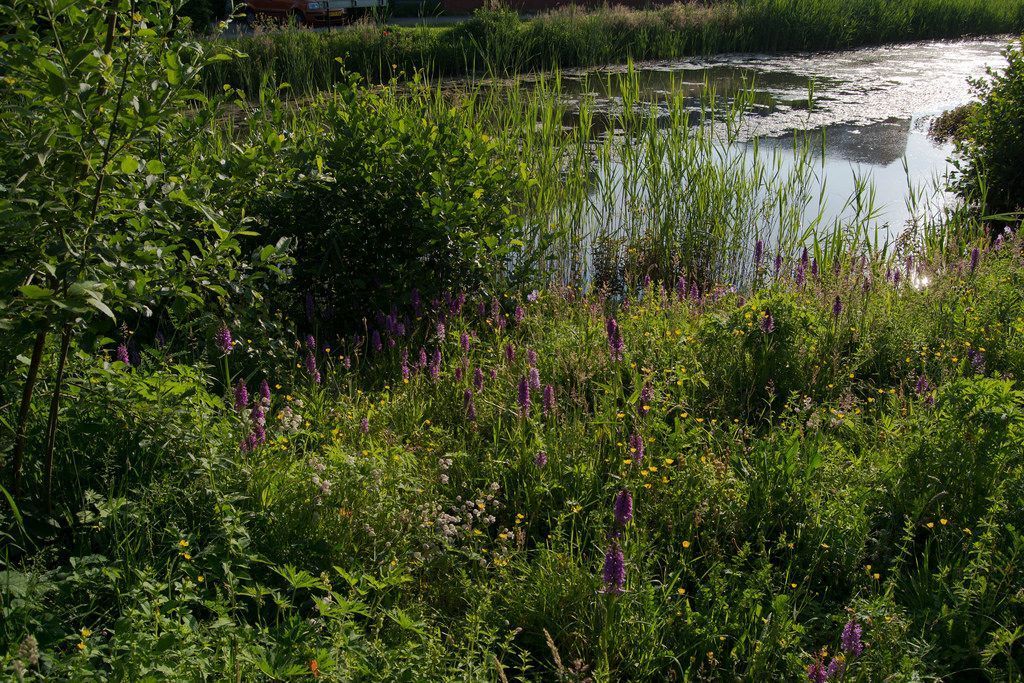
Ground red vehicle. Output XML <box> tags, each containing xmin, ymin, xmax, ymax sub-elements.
<box><xmin>231</xmin><ymin>0</ymin><xmax>386</xmax><ymax>25</ymax></box>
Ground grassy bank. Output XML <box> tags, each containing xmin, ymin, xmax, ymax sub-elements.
<box><xmin>206</xmin><ymin>0</ymin><xmax>1024</xmax><ymax>94</ymax></box>
<box><xmin>7</xmin><ymin>233</ymin><xmax>1024</xmax><ymax>679</ymax></box>
<box><xmin>6</xmin><ymin>1</ymin><xmax>1024</xmax><ymax>679</ymax></box>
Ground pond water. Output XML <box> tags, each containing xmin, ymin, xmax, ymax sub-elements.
<box><xmin>541</xmin><ymin>37</ymin><xmax>1011</xmax><ymax>232</ymax></box>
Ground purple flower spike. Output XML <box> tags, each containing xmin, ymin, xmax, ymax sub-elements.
<box><xmin>461</xmin><ymin>332</ymin><xmax>471</xmax><ymax>353</ymax></box>
<box><xmin>430</xmin><ymin>348</ymin><xmax>442</xmax><ymax>380</ymax></box>
<box><xmin>305</xmin><ymin>334</ymin><xmax>316</xmax><ymax>350</ymax></box>
<box><xmin>606</xmin><ymin>318</ymin><xmax>625</xmax><ymax>362</ymax></box>
<box><xmin>613</xmin><ymin>489</ymin><xmax>633</xmax><ymax>527</ymax></box>
<box><xmin>234</xmin><ymin>381</ymin><xmax>249</xmax><ymax>412</ymax></box>
<box><xmin>305</xmin><ymin>351</ymin><xmax>318</xmax><ymax>378</ymax></box>
<box><xmin>514</xmin><ymin>305</ymin><xmax>525</xmax><ymax>323</ymax></box>
<box><xmin>795</xmin><ymin>263</ymin><xmax>806</xmax><ymax>287</ymax></box>
<box><xmin>639</xmin><ymin>383</ymin><xmax>653</xmax><ymax>416</ymax></box>
<box><xmin>689</xmin><ymin>282</ymin><xmax>699</xmax><ymax>301</ymax></box>
<box><xmin>760</xmin><ymin>310</ymin><xmax>775</xmax><ymax>334</ymax></box>
<box><xmin>806</xmin><ymin>661</ymin><xmax>828</xmax><ymax>683</ymax></box>
<box><xmin>967</xmin><ymin>348</ymin><xmax>986</xmax><ymax>374</ymax></box>
<box><xmin>602</xmin><ymin>540</ymin><xmax>626</xmax><ymax>594</ymax></box>
<box><xmin>754</xmin><ymin>239</ymin><xmax>764</xmax><ymax>266</ymax></box>
<box><xmin>841</xmin><ymin>619</ymin><xmax>864</xmax><ymax>657</ymax></box>
<box><xmin>371</xmin><ymin>330</ymin><xmax>383</xmax><ymax>354</ymax></box>
<box><xmin>215</xmin><ymin>325</ymin><xmax>233</xmax><ymax>355</ymax></box>
<box><xmin>436</xmin><ymin>321</ymin><xmax>446</xmax><ymax>340</ymax></box>
<box><xmin>542</xmin><ymin>384</ymin><xmax>556</xmax><ymax>416</ymax></box>
<box><xmin>774</xmin><ymin>253</ymin><xmax>783</xmax><ymax>276</ymax></box>
<box><xmin>464</xmin><ymin>388</ymin><xmax>476</xmax><ymax>422</ymax></box>
<box><xmin>259</xmin><ymin>379</ymin><xmax>271</xmax><ymax>405</ymax></box>
<box><xmin>825</xmin><ymin>657</ymin><xmax>845</xmax><ymax>679</ymax></box>
<box><xmin>628</xmin><ymin>432</ymin><xmax>644</xmax><ymax>464</ymax></box>
<box><xmin>360</xmin><ymin>417</ymin><xmax>370</xmax><ymax>434</ymax></box>
<box><xmin>811</xmin><ymin>258</ymin><xmax>819</xmax><ymax>280</ymax></box>
<box><xmin>800</xmin><ymin>247</ymin><xmax>809</xmax><ymax>267</ymax></box>
<box><xmin>116</xmin><ymin>343</ymin><xmax>130</xmax><ymax>365</ymax></box>
<box><xmin>527</xmin><ymin>349</ymin><xmax>538</xmax><ymax>367</ymax></box>
<box><xmin>518</xmin><ymin>376</ymin><xmax>531</xmax><ymax>415</ymax></box>
<box><xmin>418</xmin><ymin>347</ymin><xmax>428</xmax><ymax>369</ymax></box>
<box><xmin>505</xmin><ymin>343</ymin><xmax>516</xmax><ymax>364</ymax></box>
<box><xmin>534</xmin><ymin>450</ymin><xmax>548</xmax><ymax>468</ymax></box>
<box><xmin>970</xmin><ymin>246</ymin><xmax>980</xmax><ymax>274</ymax></box>
<box><xmin>411</xmin><ymin>288</ymin><xmax>422</xmax><ymax>317</ymax></box>
<box><xmin>473</xmin><ymin>367</ymin><xmax>485</xmax><ymax>391</ymax></box>
<box><xmin>529</xmin><ymin>366</ymin><xmax>541</xmax><ymax>391</ymax></box>
<box><xmin>832</xmin><ymin>296</ymin><xmax>843</xmax><ymax>318</ymax></box>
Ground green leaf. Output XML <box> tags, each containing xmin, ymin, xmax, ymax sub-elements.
<box><xmin>121</xmin><ymin>156</ymin><xmax>140</xmax><ymax>174</ymax></box>
<box><xmin>18</xmin><ymin>284</ymin><xmax>53</xmax><ymax>299</ymax></box>
<box><xmin>85</xmin><ymin>295</ymin><xmax>116</xmax><ymax>321</ymax></box>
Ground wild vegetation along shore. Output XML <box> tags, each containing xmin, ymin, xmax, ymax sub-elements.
<box><xmin>205</xmin><ymin>0</ymin><xmax>1024</xmax><ymax>93</ymax></box>
<box><xmin>3</xmin><ymin>0</ymin><xmax>1024</xmax><ymax>679</ymax></box>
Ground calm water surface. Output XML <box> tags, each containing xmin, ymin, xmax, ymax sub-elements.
<box><xmin>539</xmin><ymin>37</ymin><xmax>1011</xmax><ymax>231</ymax></box>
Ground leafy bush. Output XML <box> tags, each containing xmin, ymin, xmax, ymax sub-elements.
<box><xmin>954</xmin><ymin>36</ymin><xmax>1024</xmax><ymax>218</ymax></box>
<box><xmin>254</xmin><ymin>83</ymin><xmax>534</xmax><ymax>331</ymax></box>
<box><xmin>180</xmin><ymin>0</ymin><xmax>226</xmax><ymax>30</ymax></box>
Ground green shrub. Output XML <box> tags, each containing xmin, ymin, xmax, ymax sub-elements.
<box><xmin>254</xmin><ymin>83</ymin><xmax>533</xmax><ymax>329</ymax></box>
<box><xmin>180</xmin><ymin>0</ymin><xmax>226</xmax><ymax>30</ymax></box>
<box><xmin>954</xmin><ymin>37</ymin><xmax>1024</xmax><ymax>218</ymax></box>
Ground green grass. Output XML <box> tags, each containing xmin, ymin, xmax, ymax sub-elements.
<box><xmin>6</xmin><ymin>232</ymin><xmax>1024</xmax><ymax>679</ymax></box>
<box><xmin>5</xmin><ymin>5</ymin><xmax>1024</xmax><ymax>677</ymax></box>
<box><xmin>204</xmin><ymin>0</ymin><xmax>1024</xmax><ymax>94</ymax></box>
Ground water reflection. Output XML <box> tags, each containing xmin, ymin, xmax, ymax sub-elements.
<box><xmin>538</xmin><ymin>37</ymin><xmax>1010</xmax><ymax>229</ymax></box>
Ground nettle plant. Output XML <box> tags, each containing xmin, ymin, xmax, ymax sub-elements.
<box><xmin>0</xmin><ymin>0</ymin><xmax>286</xmax><ymax>503</ymax></box>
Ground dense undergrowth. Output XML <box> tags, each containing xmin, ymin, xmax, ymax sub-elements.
<box><xmin>205</xmin><ymin>0</ymin><xmax>1024</xmax><ymax>94</ymax></box>
<box><xmin>4</xmin><ymin>0</ymin><xmax>1024</xmax><ymax>680</ymax></box>
<box><xmin>6</xmin><ymin>235</ymin><xmax>1024</xmax><ymax>680</ymax></box>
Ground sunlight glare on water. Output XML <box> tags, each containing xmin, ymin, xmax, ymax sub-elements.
<box><xmin>548</xmin><ymin>37</ymin><xmax>1011</xmax><ymax>232</ymax></box>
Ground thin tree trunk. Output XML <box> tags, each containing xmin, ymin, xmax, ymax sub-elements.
<box><xmin>11</xmin><ymin>329</ymin><xmax>47</xmax><ymax>497</ymax></box>
<box><xmin>103</xmin><ymin>0</ymin><xmax>118</xmax><ymax>54</ymax></box>
<box><xmin>43</xmin><ymin>325</ymin><xmax>72</xmax><ymax>511</ymax></box>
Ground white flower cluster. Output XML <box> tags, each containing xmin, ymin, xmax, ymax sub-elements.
<box><xmin>416</xmin><ymin>482</ymin><xmax>503</xmax><ymax>550</ymax></box>
<box><xmin>309</xmin><ymin>457</ymin><xmax>331</xmax><ymax>501</ymax></box>
<box><xmin>277</xmin><ymin>405</ymin><xmax>303</xmax><ymax>433</ymax></box>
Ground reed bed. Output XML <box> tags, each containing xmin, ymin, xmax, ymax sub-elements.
<box><xmin>250</xmin><ymin>67</ymin><xmax>983</xmax><ymax>288</ymax></box>
<box><xmin>204</xmin><ymin>0</ymin><xmax>1024</xmax><ymax>94</ymax></box>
